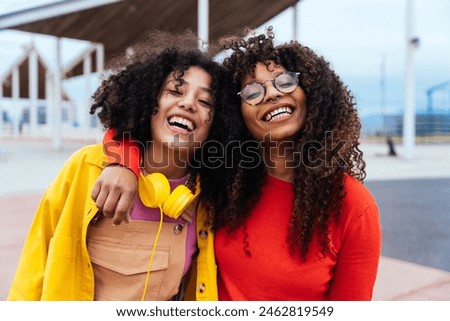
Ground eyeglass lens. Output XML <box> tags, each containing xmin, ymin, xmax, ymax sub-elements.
<box><xmin>240</xmin><ymin>72</ymin><xmax>299</xmax><ymax>105</ymax></box>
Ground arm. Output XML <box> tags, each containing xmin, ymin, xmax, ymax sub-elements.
<box><xmin>101</xmin><ymin>129</ymin><xmax>141</xmax><ymax>177</ymax></box>
<box><xmin>91</xmin><ymin>129</ymin><xmax>141</xmax><ymax>224</ymax></box>
<box><xmin>327</xmin><ymin>201</ymin><xmax>382</xmax><ymax>300</ymax></box>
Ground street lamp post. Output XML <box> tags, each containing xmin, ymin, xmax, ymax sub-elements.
<box><xmin>403</xmin><ymin>0</ymin><xmax>419</xmax><ymax>160</ymax></box>
<box><xmin>198</xmin><ymin>0</ymin><xmax>208</xmax><ymax>51</ymax></box>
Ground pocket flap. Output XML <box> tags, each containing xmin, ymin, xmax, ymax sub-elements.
<box><xmin>88</xmin><ymin>239</ymin><xmax>169</xmax><ymax>275</ymax></box>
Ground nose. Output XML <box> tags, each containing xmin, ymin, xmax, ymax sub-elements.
<box><xmin>178</xmin><ymin>94</ymin><xmax>197</xmax><ymax>112</ymax></box>
<box><xmin>263</xmin><ymin>81</ymin><xmax>282</xmax><ymax>103</ymax></box>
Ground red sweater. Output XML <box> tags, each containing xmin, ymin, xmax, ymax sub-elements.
<box><xmin>101</xmin><ymin>130</ymin><xmax>382</xmax><ymax>300</ymax></box>
<box><xmin>102</xmin><ymin>129</ymin><xmax>141</xmax><ymax>178</ymax></box>
<box><xmin>214</xmin><ymin>175</ymin><xmax>381</xmax><ymax>301</ymax></box>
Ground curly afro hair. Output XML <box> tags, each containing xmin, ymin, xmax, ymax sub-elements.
<box><xmin>90</xmin><ymin>30</ymin><xmax>240</xmax><ymax>189</ymax></box>
<box><xmin>209</xmin><ymin>27</ymin><xmax>366</xmax><ymax>260</ymax></box>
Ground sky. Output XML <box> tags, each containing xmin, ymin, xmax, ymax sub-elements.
<box><xmin>0</xmin><ymin>0</ymin><xmax>449</xmax><ymax>120</ymax></box>
<box><xmin>264</xmin><ymin>0</ymin><xmax>450</xmax><ymax>118</ymax></box>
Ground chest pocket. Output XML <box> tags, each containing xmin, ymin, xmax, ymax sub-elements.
<box><xmin>87</xmin><ymin>217</ymin><xmax>187</xmax><ymax>301</ymax></box>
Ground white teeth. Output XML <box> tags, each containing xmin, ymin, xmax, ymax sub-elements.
<box><xmin>264</xmin><ymin>107</ymin><xmax>293</xmax><ymax>122</ymax></box>
<box><xmin>168</xmin><ymin>116</ymin><xmax>195</xmax><ymax>131</ymax></box>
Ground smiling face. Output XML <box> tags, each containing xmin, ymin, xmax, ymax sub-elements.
<box><xmin>151</xmin><ymin>66</ymin><xmax>214</xmax><ymax>154</ymax></box>
<box><xmin>240</xmin><ymin>61</ymin><xmax>307</xmax><ymax>142</ymax></box>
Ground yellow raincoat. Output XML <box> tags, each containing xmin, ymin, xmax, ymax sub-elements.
<box><xmin>7</xmin><ymin>144</ymin><xmax>217</xmax><ymax>301</ymax></box>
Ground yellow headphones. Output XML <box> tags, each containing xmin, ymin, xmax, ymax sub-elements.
<box><xmin>138</xmin><ymin>171</ymin><xmax>199</xmax><ymax>300</ymax></box>
<box><xmin>138</xmin><ymin>172</ymin><xmax>199</xmax><ymax>218</ymax></box>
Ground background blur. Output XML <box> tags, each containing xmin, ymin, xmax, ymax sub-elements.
<box><xmin>1</xmin><ymin>0</ymin><xmax>449</xmax><ymax>139</ymax></box>
<box><xmin>0</xmin><ymin>0</ymin><xmax>449</xmax><ymax>301</ymax></box>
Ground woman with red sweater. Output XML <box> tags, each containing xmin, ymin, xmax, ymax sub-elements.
<box><xmin>96</xmin><ymin>27</ymin><xmax>381</xmax><ymax>300</ymax></box>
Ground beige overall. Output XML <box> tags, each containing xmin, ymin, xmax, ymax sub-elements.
<box><xmin>87</xmin><ymin>214</ymin><xmax>190</xmax><ymax>301</ymax></box>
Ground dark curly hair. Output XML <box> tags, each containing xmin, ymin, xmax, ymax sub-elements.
<box><xmin>208</xmin><ymin>27</ymin><xmax>366</xmax><ymax>260</ymax></box>
<box><xmin>89</xmin><ymin>30</ymin><xmax>239</xmax><ymax>184</ymax></box>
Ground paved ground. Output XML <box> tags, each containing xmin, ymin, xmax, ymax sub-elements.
<box><xmin>361</xmin><ymin>141</ymin><xmax>450</xmax><ymax>300</ymax></box>
<box><xmin>366</xmin><ymin>178</ymin><xmax>450</xmax><ymax>272</ymax></box>
<box><xmin>0</xmin><ymin>136</ymin><xmax>449</xmax><ymax>300</ymax></box>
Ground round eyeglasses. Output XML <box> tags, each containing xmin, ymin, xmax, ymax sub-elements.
<box><xmin>237</xmin><ymin>71</ymin><xmax>300</xmax><ymax>106</ymax></box>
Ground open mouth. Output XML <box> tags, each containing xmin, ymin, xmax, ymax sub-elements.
<box><xmin>168</xmin><ymin>116</ymin><xmax>195</xmax><ymax>132</ymax></box>
<box><xmin>263</xmin><ymin>107</ymin><xmax>293</xmax><ymax>122</ymax></box>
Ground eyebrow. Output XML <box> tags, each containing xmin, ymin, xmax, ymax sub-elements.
<box><xmin>167</xmin><ymin>78</ymin><xmax>212</xmax><ymax>95</ymax></box>
<box><xmin>244</xmin><ymin>71</ymin><xmax>287</xmax><ymax>85</ymax></box>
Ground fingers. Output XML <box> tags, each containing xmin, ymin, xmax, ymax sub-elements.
<box><xmin>102</xmin><ymin>189</ymin><xmax>121</xmax><ymax>219</ymax></box>
<box><xmin>91</xmin><ymin>181</ymin><xmax>101</xmax><ymax>202</ymax></box>
<box><xmin>92</xmin><ymin>180</ymin><xmax>124</xmax><ymax>221</ymax></box>
<box><xmin>96</xmin><ymin>188</ymin><xmax>138</xmax><ymax>225</ymax></box>
<box><xmin>94</xmin><ymin>186</ymin><xmax>110</xmax><ymax>217</ymax></box>
<box><xmin>91</xmin><ymin>165</ymin><xmax>138</xmax><ymax>225</ymax></box>
<box><xmin>112</xmin><ymin>186</ymin><xmax>137</xmax><ymax>225</ymax></box>
<box><xmin>111</xmin><ymin>199</ymin><xmax>130</xmax><ymax>225</ymax></box>
<box><xmin>95</xmin><ymin>188</ymin><xmax>129</xmax><ymax>224</ymax></box>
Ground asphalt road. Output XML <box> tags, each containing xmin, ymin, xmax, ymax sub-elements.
<box><xmin>366</xmin><ymin>178</ymin><xmax>450</xmax><ymax>272</ymax></box>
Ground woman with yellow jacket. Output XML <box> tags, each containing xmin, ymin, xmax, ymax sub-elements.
<box><xmin>7</xmin><ymin>32</ymin><xmax>237</xmax><ymax>301</ymax></box>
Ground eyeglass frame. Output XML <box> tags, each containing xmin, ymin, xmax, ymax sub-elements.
<box><xmin>237</xmin><ymin>71</ymin><xmax>301</xmax><ymax>106</ymax></box>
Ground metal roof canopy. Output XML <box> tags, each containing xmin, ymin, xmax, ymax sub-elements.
<box><xmin>0</xmin><ymin>0</ymin><xmax>298</xmax><ymax>148</ymax></box>
<box><xmin>0</xmin><ymin>46</ymin><xmax>71</xmax><ymax>100</ymax></box>
<box><xmin>0</xmin><ymin>0</ymin><xmax>298</xmax><ymax>76</ymax></box>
